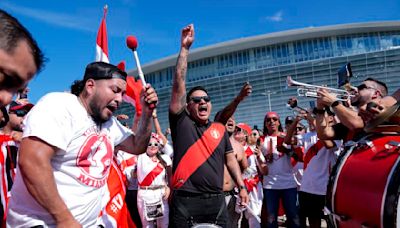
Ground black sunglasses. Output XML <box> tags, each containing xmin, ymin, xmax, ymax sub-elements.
<box><xmin>266</xmin><ymin>117</ymin><xmax>279</xmax><ymax>122</ymax></box>
<box><xmin>357</xmin><ymin>84</ymin><xmax>376</xmax><ymax>92</ymax></box>
<box><xmin>251</xmin><ymin>132</ymin><xmax>259</xmax><ymax>137</ymax></box>
<box><xmin>10</xmin><ymin>109</ymin><xmax>28</xmax><ymax>117</ymax></box>
<box><xmin>190</xmin><ymin>96</ymin><xmax>211</xmax><ymax>103</ymax></box>
<box><xmin>296</xmin><ymin>126</ymin><xmax>304</xmax><ymax>131</ymax></box>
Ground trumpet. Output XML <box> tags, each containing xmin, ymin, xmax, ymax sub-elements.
<box><xmin>287</xmin><ymin>76</ymin><xmax>354</xmax><ymax>101</ymax></box>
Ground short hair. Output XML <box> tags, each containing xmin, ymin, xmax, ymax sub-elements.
<box><xmin>0</xmin><ymin>9</ymin><xmax>44</xmax><ymax>72</ymax></box>
<box><xmin>364</xmin><ymin>77</ymin><xmax>388</xmax><ymax>96</ymax></box>
<box><xmin>186</xmin><ymin>86</ymin><xmax>209</xmax><ymax>103</ymax></box>
<box><xmin>70</xmin><ymin>62</ymin><xmax>127</xmax><ymax>96</ymax></box>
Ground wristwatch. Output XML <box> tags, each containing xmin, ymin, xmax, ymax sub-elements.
<box><xmin>331</xmin><ymin>100</ymin><xmax>341</xmax><ymax>108</ymax></box>
<box><xmin>239</xmin><ymin>185</ymin><xmax>247</xmax><ymax>191</ymax></box>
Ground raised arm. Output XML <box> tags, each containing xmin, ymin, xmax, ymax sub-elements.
<box><xmin>152</xmin><ymin>109</ymin><xmax>168</xmax><ymax>145</ymax></box>
<box><xmin>117</xmin><ymin>84</ymin><xmax>158</xmax><ymax>155</ymax></box>
<box><xmin>18</xmin><ymin>137</ymin><xmax>80</xmax><ymax>227</ymax></box>
<box><xmin>215</xmin><ymin>82</ymin><xmax>252</xmax><ymax>124</ymax></box>
<box><xmin>169</xmin><ymin>24</ymin><xmax>195</xmax><ymax>114</ymax></box>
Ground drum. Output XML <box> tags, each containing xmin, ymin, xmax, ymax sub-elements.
<box><xmin>326</xmin><ymin>133</ymin><xmax>400</xmax><ymax>228</ymax></box>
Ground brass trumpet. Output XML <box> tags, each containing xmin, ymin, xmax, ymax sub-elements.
<box><xmin>287</xmin><ymin>76</ymin><xmax>354</xmax><ymax>101</ymax></box>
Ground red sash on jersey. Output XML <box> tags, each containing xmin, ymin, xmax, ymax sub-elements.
<box><xmin>0</xmin><ymin>134</ymin><xmax>13</xmax><ymax>226</ymax></box>
<box><xmin>139</xmin><ymin>162</ymin><xmax>164</xmax><ymax>187</ymax></box>
<box><xmin>303</xmin><ymin>140</ymin><xmax>325</xmax><ymax>170</ymax></box>
<box><xmin>172</xmin><ymin>123</ymin><xmax>225</xmax><ymax>189</ymax></box>
<box><xmin>244</xmin><ymin>175</ymin><xmax>260</xmax><ymax>192</ymax></box>
<box><xmin>245</xmin><ymin>146</ymin><xmax>253</xmax><ymax>158</ymax></box>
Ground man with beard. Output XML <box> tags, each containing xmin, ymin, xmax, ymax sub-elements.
<box><xmin>0</xmin><ymin>101</ymin><xmax>33</xmax><ymax>224</ymax></box>
<box><xmin>169</xmin><ymin>24</ymin><xmax>248</xmax><ymax>227</ymax></box>
<box><xmin>7</xmin><ymin>62</ymin><xmax>158</xmax><ymax>227</ymax></box>
<box><xmin>316</xmin><ymin>78</ymin><xmax>387</xmax><ymax>141</ymax></box>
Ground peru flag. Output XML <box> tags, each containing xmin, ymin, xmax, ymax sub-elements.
<box><xmin>95</xmin><ymin>5</ymin><xmax>109</xmax><ymax>63</ymax></box>
<box><xmin>117</xmin><ymin>61</ymin><xmax>143</xmax><ymax>117</ymax></box>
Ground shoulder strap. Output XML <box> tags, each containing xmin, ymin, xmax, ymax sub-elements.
<box><xmin>173</xmin><ymin>122</ymin><xmax>226</xmax><ymax>189</ymax></box>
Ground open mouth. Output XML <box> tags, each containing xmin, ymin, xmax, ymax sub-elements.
<box><xmin>199</xmin><ymin>105</ymin><xmax>208</xmax><ymax>115</ymax></box>
<box><xmin>106</xmin><ymin>104</ymin><xmax>117</xmax><ymax>113</ymax></box>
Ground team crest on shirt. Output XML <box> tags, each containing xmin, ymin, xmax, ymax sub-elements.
<box><xmin>210</xmin><ymin>128</ymin><xmax>220</xmax><ymax>139</ymax></box>
<box><xmin>76</xmin><ymin>132</ymin><xmax>113</xmax><ymax>188</ymax></box>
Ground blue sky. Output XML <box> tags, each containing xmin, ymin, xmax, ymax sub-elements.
<box><xmin>1</xmin><ymin>0</ymin><xmax>399</xmax><ymax>103</ymax></box>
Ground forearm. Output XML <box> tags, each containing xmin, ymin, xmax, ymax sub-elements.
<box><xmin>316</xmin><ymin>112</ymin><xmax>334</xmax><ymax>139</ymax></box>
<box><xmin>153</xmin><ymin>116</ymin><xmax>167</xmax><ymax>144</ymax></box>
<box><xmin>215</xmin><ymin>97</ymin><xmax>242</xmax><ymax>124</ymax></box>
<box><xmin>170</xmin><ymin>48</ymin><xmax>189</xmax><ymax>113</ymax></box>
<box><xmin>131</xmin><ymin>113</ymin><xmax>153</xmax><ymax>154</ymax></box>
<box><xmin>256</xmin><ymin>156</ymin><xmax>268</xmax><ymax>175</ymax></box>
<box><xmin>284</xmin><ymin>119</ymin><xmax>299</xmax><ymax>144</ymax></box>
<box><xmin>333</xmin><ymin>104</ymin><xmax>364</xmax><ymax>130</ymax></box>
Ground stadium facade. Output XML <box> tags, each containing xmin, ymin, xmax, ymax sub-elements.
<box><xmin>117</xmin><ymin>21</ymin><xmax>400</xmax><ymax>131</ymax></box>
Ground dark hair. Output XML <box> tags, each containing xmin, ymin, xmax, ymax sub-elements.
<box><xmin>263</xmin><ymin>115</ymin><xmax>283</xmax><ymax>135</ymax></box>
<box><xmin>186</xmin><ymin>86</ymin><xmax>208</xmax><ymax>103</ymax></box>
<box><xmin>70</xmin><ymin>62</ymin><xmax>127</xmax><ymax>96</ymax></box>
<box><xmin>0</xmin><ymin>9</ymin><xmax>44</xmax><ymax>72</ymax></box>
<box><xmin>364</xmin><ymin>77</ymin><xmax>388</xmax><ymax>96</ymax></box>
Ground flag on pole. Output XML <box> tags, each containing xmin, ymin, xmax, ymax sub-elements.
<box><xmin>117</xmin><ymin>61</ymin><xmax>143</xmax><ymax>117</ymax></box>
<box><xmin>95</xmin><ymin>5</ymin><xmax>109</xmax><ymax>63</ymax></box>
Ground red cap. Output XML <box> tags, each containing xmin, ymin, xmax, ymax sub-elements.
<box><xmin>9</xmin><ymin>101</ymin><xmax>34</xmax><ymax>112</ymax></box>
<box><xmin>266</xmin><ymin>111</ymin><xmax>280</xmax><ymax>119</ymax></box>
<box><xmin>236</xmin><ymin>123</ymin><xmax>252</xmax><ymax>135</ymax></box>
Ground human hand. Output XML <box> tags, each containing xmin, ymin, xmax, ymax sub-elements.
<box><xmin>237</xmin><ymin>82</ymin><xmax>252</xmax><ymax>101</ymax></box>
<box><xmin>163</xmin><ymin>186</ymin><xmax>171</xmax><ymax>200</ymax></box>
<box><xmin>181</xmin><ymin>24</ymin><xmax>195</xmax><ymax>49</ymax></box>
<box><xmin>238</xmin><ymin>188</ymin><xmax>249</xmax><ymax>207</ymax></box>
<box><xmin>316</xmin><ymin>88</ymin><xmax>337</xmax><ymax>107</ymax></box>
<box><xmin>141</xmin><ymin>84</ymin><xmax>158</xmax><ymax>112</ymax></box>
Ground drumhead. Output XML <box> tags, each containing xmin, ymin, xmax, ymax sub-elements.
<box><xmin>191</xmin><ymin>223</ymin><xmax>222</xmax><ymax>228</ymax></box>
<box><xmin>383</xmin><ymin>152</ymin><xmax>400</xmax><ymax>227</ymax></box>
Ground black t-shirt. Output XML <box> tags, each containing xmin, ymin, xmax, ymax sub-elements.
<box><xmin>169</xmin><ymin>109</ymin><xmax>233</xmax><ymax>193</ymax></box>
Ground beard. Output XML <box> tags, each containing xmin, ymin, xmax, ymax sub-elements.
<box><xmin>88</xmin><ymin>98</ymin><xmax>109</xmax><ymax>124</ymax></box>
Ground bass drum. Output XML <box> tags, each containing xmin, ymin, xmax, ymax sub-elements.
<box><xmin>326</xmin><ymin>133</ymin><xmax>400</xmax><ymax>228</ymax></box>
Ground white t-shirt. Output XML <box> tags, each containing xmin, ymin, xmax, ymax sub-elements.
<box><xmin>7</xmin><ymin>92</ymin><xmax>132</xmax><ymax>227</ymax></box>
<box><xmin>137</xmin><ymin>153</ymin><xmax>171</xmax><ymax>187</ymax></box>
<box><xmin>300</xmin><ymin>141</ymin><xmax>341</xmax><ymax>195</ymax></box>
<box><xmin>261</xmin><ymin>135</ymin><xmax>297</xmax><ymax>190</ymax></box>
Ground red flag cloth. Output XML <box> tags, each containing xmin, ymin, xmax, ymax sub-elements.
<box><xmin>95</xmin><ymin>6</ymin><xmax>109</xmax><ymax>63</ymax></box>
<box><xmin>124</xmin><ymin>76</ymin><xmax>143</xmax><ymax>116</ymax></box>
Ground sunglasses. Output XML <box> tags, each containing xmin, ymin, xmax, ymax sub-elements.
<box><xmin>266</xmin><ymin>117</ymin><xmax>279</xmax><ymax>122</ymax></box>
<box><xmin>10</xmin><ymin>109</ymin><xmax>28</xmax><ymax>117</ymax></box>
<box><xmin>296</xmin><ymin>127</ymin><xmax>304</xmax><ymax>131</ymax></box>
<box><xmin>190</xmin><ymin>96</ymin><xmax>211</xmax><ymax>103</ymax></box>
<box><xmin>148</xmin><ymin>142</ymin><xmax>159</xmax><ymax>147</ymax></box>
<box><xmin>357</xmin><ymin>84</ymin><xmax>376</xmax><ymax>92</ymax></box>
<box><xmin>251</xmin><ymin>132</ymin><xmax>259</xmax><ymax>137</ymax></box>
<box><xmin>235</xmin><ymin>127</ymin><xmax>244</xmax><ymax>133</ymax></box>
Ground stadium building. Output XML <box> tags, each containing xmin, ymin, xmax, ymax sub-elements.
<box><xmin>118</xmin><ymin>21</ymin><xmax>400</xmax><ymax>130</ymax></box>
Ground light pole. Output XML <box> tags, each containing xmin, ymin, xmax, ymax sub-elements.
<box><xmin>261</xmin><ymin>90</ymin><xmax>276</xmax><ymax>112</ymax></box>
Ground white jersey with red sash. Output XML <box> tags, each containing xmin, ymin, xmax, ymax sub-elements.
<box><xmin>300</xmin><ymin>140</ymin><xmax>341</xmax><ymax>195</ymax></box>
<box><xmin>261</xmin><ymin>135</ymin><xmax>297</xmax><ymax>189</ymax></box>
<box><xmin>98</xmin><ymin>159</ymin><xmax>136</xmax><ymax>228</ymax></box>
<box><xmin>137</xmin><ymin>153</ymin><xmax>171</xmax><ymax>187</ymax></box>
<box><xmin>242</xmin><ymin>145</ymin><xmax>263</xmax><ymax>219</ymax></box>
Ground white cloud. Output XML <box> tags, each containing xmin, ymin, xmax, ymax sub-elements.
<box><xmin>0</xmin><ymin>2</ymin><xmax>93</xmax><ymax>32</ymax></box>
<box><xmin>266</xmin><ymin>11</ymin><xmax>283</xmax><ymax>22</ymax></box>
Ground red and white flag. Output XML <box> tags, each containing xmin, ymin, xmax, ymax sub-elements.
<box><xmin>95</xmin><ymin>5</ymin><xmax>109</xmax><ymax>63</ymax></box>
<box><xmin>117</xmin><ymin>61</ymin><xmax>143</xmax><ymax>117</ymax></box>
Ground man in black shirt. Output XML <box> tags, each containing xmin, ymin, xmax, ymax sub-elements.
<box><xmin>169</xmin><ymin>24</ymin><xmax>249</xmax><ymax>227</ymax></box>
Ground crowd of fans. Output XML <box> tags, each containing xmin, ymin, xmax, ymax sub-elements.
<box><xmin>0</xmin><ymin>8</ymin><xmax>399</xmax><ymax>228</ymax></box>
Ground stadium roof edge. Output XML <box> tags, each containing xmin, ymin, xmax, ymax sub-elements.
<box><xmin>127</xmin><ymin>21</ymin><xmax>400</xmax><ymax>75</ymax></box>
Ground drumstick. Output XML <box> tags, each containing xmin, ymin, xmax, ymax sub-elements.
<box><xmin>126</xmin><ymin>36</ymin><xmax>155</xmax><ymax>109</ymax></box>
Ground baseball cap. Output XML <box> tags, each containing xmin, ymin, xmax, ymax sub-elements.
<box><xmin>236</xmin><ymin>123</ymin><xmax>252</xmax><ymax>135</ymax></box>
<box><xmin>83</xmin><ymin>62</ymin><xmax>127</xmax><ymax>81</ymax></box>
